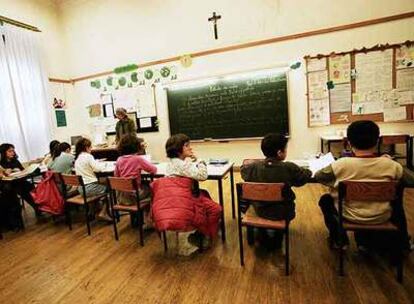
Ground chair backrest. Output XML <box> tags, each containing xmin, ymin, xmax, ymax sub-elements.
<box><xmin>61</xmin><ymin>174</ymin><xmax>83</xmax><ymax>187</ymax></box>
<box><xmin>52</xmin><ymin>172</ymin><xmax>62</xmax><ymax>184</ymax></box>
<box><xmin>237</xmin><ymin>182</ymin><xmax>286</xmax><ymax>203</ymax></box>
<box><xmin>379</xmin><ymin>135</ymin><xmax>409</xmax><ymax>145</ymax></box>
<box><xmin>338</xmin><ymin>180</ymin><xmax>401</xmax><ymax>203</ymax></box>
<box><xmin>241</xmin><ymin>159</ymin><xmax>263</xmax><ymax>167</ymax></box>
<box><xmin>107</xmin><ymin>177</ymin><xmax>138</xmax><ymax>192</ymax></box>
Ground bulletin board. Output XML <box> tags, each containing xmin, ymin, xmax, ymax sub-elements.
<box><xmin>305</xmin><ymin>40</ymin><xmax>414</xmax><ymax>126</ymax></box>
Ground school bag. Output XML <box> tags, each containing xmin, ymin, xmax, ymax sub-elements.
<box><xmin>31</xmin><ymin>171</ymin><xmax>64</xmax><ymax>215</ymax></box>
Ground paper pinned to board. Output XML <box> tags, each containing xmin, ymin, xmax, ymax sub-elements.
<box><xmin>307</xmin><ymin>58</ymin><xmax>327</xmax><ymax>72</ymax></box>
<box><xmin>383</xmin><ymin>107</ymin><xmax>407</xmax><ymax>122</ymax></box>
<box><xmin>352</xmin><ymin>101</ymin><xmax>384</xmax><ymax>115</ymax></box>
<box><xmin>308</xmin><ymin>152</ymin><xmax>335</xmax><ymax>176</ymax></box>
<box><xmin>308</xmin><ymin>70</ymin><xmax>329</xmax><ymax>100</ymax></box>
<box><xmin>330</xmin><ymin>83</ymin><xmax>351</xmax><ymax>113</ymax></box>
<box><xmin>329</xmin><ymin>54</ymin><xmax>351</xmax><ymax>84</ymax></box>
<box><xmin>309</xmin><ymin>98</ymin><xmax>330</xmax><ymax>126</ymax></box>
<box><xmin>396</xmin><ymin>68</ymin><xmax>414</xmax><ymax>90</ymax></box>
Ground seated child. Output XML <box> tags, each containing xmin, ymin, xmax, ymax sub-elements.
<box><xmin>114</xmin><ymin>134</ymin><xmax>157</xmax><ymax>226</ymax></box>
<box><xmin>152</xmin><ymin>134</ymin><xmax>222</xmax><ymax>254</ymax></box>
<box><xmin>42</xmin><ymin>140</ymin><xmax>60</xmax><ymax>166</ymax></box>
<box><xmin>48</xmin><ymin>142</ymin><xmax>75</xmax><ymax>174</ymax></box>
<box><xmin>240</xmin><ymin>133</ymin><xmax>312</xmax><ymax>249</ymax></box>
<box><xmin>0</xmin><ymin>143</ymin><xmax>41</xmax><ymax>217</ymax></box>
<box><xmin>74</xmin><ymin>138</ymin><xmax>111</xmax><ymax>221</ymax></box>
<box><xmin>314</xmin><ymin>120</ymin><xmax>409</xmax><ymax>250</ymax></box>
<box><xmin>0</xmin><ymin>166</ymin><xmax>22</xmax><ymax>231</ymax></box>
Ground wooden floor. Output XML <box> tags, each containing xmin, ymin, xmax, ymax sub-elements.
<box><xmin>1</xmin><ymin>174</ymin><xmax>414</xmax><ymax>304</ymax></box>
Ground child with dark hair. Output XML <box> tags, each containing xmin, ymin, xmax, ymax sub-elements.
<box><xmin>314</xmin><ymin>120</ymin><xmax>410</xmax><ymax>250</ymax></box>
<box><xmin>74</xmin><ymin>138</ymin><xmax>111</xmax><ymax>221</ymax></box>
<box><xmin>48</xmin><ymin>142</ymin><xmax>74</xmax><ymax>174</ymax></box>
<box><xmin>240</xmin><ymin>133</ymin><xmax>312</xmax><ymax>248</ymax></box>
<box><xmin>42</xmin><ymin>140</ymin><xmax>60</xmax><ymax>166</ymax></box>
<box><xmin>0</xmin><ymin>143</ymin><xmax>41</xmax><ymax>217</ymax></box>
<box><xmin>152</xmin><ymin>134</ymin><xmax>221</xmax><ymax>254</ymax></box>
<box><xmin>115</xmin><ymin>134</ymin><xmax>157</xmax><ymax>203</ymax></box>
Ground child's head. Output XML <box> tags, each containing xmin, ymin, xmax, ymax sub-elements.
<box><xmin>75</xmin><ymin>138</ymin><xmax>92</xmax><ymax>159</ymax></box>
<box><xmin>52</xmin><ymin>142</ymin><xmax>71</xmax><ymax>160</ymax></box>
<box><xmin>165</xmin><ymin>134</ymin><xmax>191</xmax><ymax>159</ymax></box>
<box><xmin>115</xmin><ymin>108</ymin><xmax>127</xmax><ymax>120</ymax></box>
<box><xmin>347</xmin><ymin>120</ymin><xmax>379</xmax><ymax>151</ymax></box>
<box><xmin>0</xmin><ymin>143</ymin><xmax>17</xmax><ymax>161</ymax></box>
<box><xmin>261</xmin><ymin>133</ymin><xmax>288</xmax><ymax>160</ymax></box>
<box><xmin>118</xmin><ymin>134</ymin><xmax>145</xmax><ymax>156</ymax></box>
<box><xmin>49</xmin><ymin>140</ymin><xmax>60</xmax><ymax>155</ymax></box>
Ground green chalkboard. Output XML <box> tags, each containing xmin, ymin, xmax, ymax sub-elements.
<box><xmin>55</xmin><ymin>110</ymin><xmax>67</xmax><ymax>127</ymax></box>
<box><xmin>167</xmin><ymin>71</ymin><xmax>289</xmax><ymax>140</ymax></box>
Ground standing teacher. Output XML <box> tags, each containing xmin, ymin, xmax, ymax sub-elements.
<box><xmin>115</xmin><ymin>108</ymin><xmax>136</xmax><ymax>143</ymax></box>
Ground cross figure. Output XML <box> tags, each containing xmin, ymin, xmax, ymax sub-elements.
<box><xmin>208</xmin><ymin>12</ymin><xmax>221</xmax><ymax>40</ymax></box>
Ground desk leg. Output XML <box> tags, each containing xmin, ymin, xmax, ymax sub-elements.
<box><xmin>218</xmin><ymin>179</ymin><xmax>226</xmax><ymax>242</ymax></box>
<box><xmin>230</xmin><ymin>167</ymin><xmax>235</xmax><ymax>219</ymax></box>
<box><xmin>320</xmin><ymin>139</ymin><xmax>324</xmax><ymax>154</ymax></box>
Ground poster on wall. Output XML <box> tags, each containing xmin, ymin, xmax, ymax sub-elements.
<box><xmin>55</xmin><ymin>110</ymin><xmax>67</xmax><ymax>127</ymax></box>
<box><xmin>329</xmin><ymin>54</ymin><xmax>351</xmax><ymax>84</ymax></box>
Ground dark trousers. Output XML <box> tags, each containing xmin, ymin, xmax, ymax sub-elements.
<box><xmin>12</xmin><ymin>180</ymin><xmax>38</xmax><ymax>215</ymax></box>
<box><xmin>0</xmin><ymin>185</ymin><xmax>22</xmax><ymax>230</ymax></box>
<box><xmin>318</xmin><ymin>194</ymin><xmax>410</xmax><ymax>249</ymax></box>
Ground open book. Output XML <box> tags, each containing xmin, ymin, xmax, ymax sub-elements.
<box><xmin>5</xmin><ymin>164</ymin><xmax>40</xmax><ymax>180</ymax></box>
<box><xmin>308</xmin><ymin>152</ymin><xmax>335</xmax><ymax>176</ymax></box>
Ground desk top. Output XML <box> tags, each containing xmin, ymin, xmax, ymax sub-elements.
<box><xmin>100</xmin><ymin>161</ymin><xmax>234</xmax><ymax>179</ymax></box>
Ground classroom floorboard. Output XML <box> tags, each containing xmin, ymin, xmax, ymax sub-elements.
<box><xmin>1</xmin><ymin>174</ymin><xmax>414</xmax><ymax>304</ymax></box>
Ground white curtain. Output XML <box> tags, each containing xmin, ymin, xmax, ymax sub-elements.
<box><xmin>0</xmin><ymin>24</ymin><xmax>51</xmax><ymax>161</ymax></box>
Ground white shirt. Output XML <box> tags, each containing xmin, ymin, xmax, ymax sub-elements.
<box><xmin>166</xmin><ymin>158</ymin><xmax>208</xmax><ymax>181</ymax></box>
<box><xmin>74</xmin><ymin>152</ymin><xmax>106</xmax><ymax>184</ymax></box>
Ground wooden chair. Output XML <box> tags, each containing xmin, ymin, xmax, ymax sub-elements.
<box><xmin>61</xmin><ymin>174</ymin><xmax>108</xmax><ymax>235</ymax></box>
<box><xmin>107</xmin><ymin>177</ymin><xmax>151</xmax><ymax>246</ymax></box>
<box><xmin>236</xmin><ymin>182</ymin><xmax>291</xmax><ymax>275</ymax></box>
<box><xmin>337</xmin><ymin>181</ymin><xmax>404</xmax><ymax>283</ymax></box>
<box><xmin>378</xmin><ymin>135</ymin><xmax>410</xmax><ymax>167</ymax></box>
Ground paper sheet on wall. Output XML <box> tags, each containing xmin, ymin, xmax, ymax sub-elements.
<box><xmin>307</xmin><ymin>58</ymin><xmax>327</xmax><ymax>72</ymax></box>
<box><xmin>139</xmin><ymin>117</ymin><xmax>152</xmax><ymax>128</ymax></box>
<box><xmin>352</xmin><ymin>101</ymin><xmax>383</xmax><ymax>115</ymax></box>
<box><xmin>396</xmin><ymin>46</ymin><xmax>414</xmax><ymax>69</ymax></box>
<box><xmin>308</xmin><ymin>70</ymin><xmax>328</xmax><ymax>99</ymax></box>
<box><xmin>309</xmin><ymin>98</ymin><xmax>330</xmax><ymax>126</ymax></box>
<box><xmin>112</xmin><ymin>88</ymin><xmax>138</xmax><ymax>112</ymax></box>
<box><xmin>396</xmin><ymin>68</ymin><xmax>414</xmax><ymax>90</ymax></box>
<box><xmin>330</xmin><ymin>83</ymin><xmax>351</xmax><ymax>113</ymax></box>
<box><xmin>383</xmin><ymin>107</ymin><xmax>407</xmax><ymax>122</ymax></box>
<box><xmin>397</xmin><ymin>90</ymin><xmax>414</xmax><ymax>105</ymax></box>
<box><xmin>355</xmin><ymin>50</ymin><xmax>393</xmax><ymax>93</ymax></box>
<box><xmin>100</xmin><ymin>93</ymin><xmax>112</xmax><ymax>105</ymax></box>
<box><xmin>329</xmin><ymin>54</ymin><xmax>351</xmax><ymax>84</ymax></box>
<box><xmin>136</xmin><ymin>86</ymin><xmax>156</xmax><ymax>118</ymax></box>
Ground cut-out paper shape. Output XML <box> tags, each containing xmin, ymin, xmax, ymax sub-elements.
<box><xmin>326</xmin><ymin>81</ymin><xmax>334</xmax><ymax>90</ymax></box>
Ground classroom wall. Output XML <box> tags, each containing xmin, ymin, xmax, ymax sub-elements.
<box><xmin>6</xmin><ymin>0</ymin><xmax>414</xmax><ymax>164</ymax></box>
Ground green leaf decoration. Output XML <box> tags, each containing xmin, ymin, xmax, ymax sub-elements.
<box><xmin>131</xmin><ymin>72</ymin><xmax>138</xmax><ymax>83</ymax></box>
<box><xmin>326</xmin><ymin>80</ymin><xmax>334</xmax><ymax>90</ymax></box>
<box><xmin>290</xmin><ymin>62</ymin><xmax>301</xmax><ymax>69</ymax></box>
<box><xmin>144</xmin><ymin>69</ymin><xmax>154</xmax><ymax>80</ymax></box>
<box><xmin>114</xmin><ymin>64</ymin><xmax>138</xmax><ymax>74</ymax></box>
<box><xmin>90</xmin><ymin>81</ymin><xmax>96</xmax><ymax>88</ymax></box>
<box><xmin>106</xmin><ymin>77</ymin><xmax>113</xmax><ymax>86</ymax></box>
<box><xmin>119</xmin><ymin>77</ymin><xmax>127</xmax><ymax>86</ymax></box>
<box><xmin>160</xmin><ymin>66</ymin><xmax>171</xmax><ymax>78</ymax></box>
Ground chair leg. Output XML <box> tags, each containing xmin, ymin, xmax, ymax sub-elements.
<box><xmin>238</xmin><ymin>225</ymin><xmax>245</xmax><ymax>266</ymax></box>
<box><xmin>163</xmin><ymin>231</ymin><xmax>168</xmax><ymax>252</ymax></box>
<box><xmin>112</xmin><ymin>209</ymin><xmax>119</xmax><ymax>241</ymax></box>
<box><xmin>397</xmin><ymin>232</ymin><xmax>404</xmax><ymax>283</ymax></box>
<box><xmin>65</xmin><ymin>204</ymin><xmax>72</xmax><ymax>231</ymax></box>
<box><xmin>285</xmin><ymin>229</ymin><xmax>290</xmax><ymax>276</ymax></box>
<box><xmin>19</xmin><ymin>209</ymin><xmax>25</xmax><ymax>230</ymax></box>
<box><xmin>85</xmin><ymin>204</ymin><xmax>91</xmax><ymax>236</ymax></box>
<box><xmin>138</xmin><ymin>211</ymin><xmax>144</xmax><ymax>247</ymax></box>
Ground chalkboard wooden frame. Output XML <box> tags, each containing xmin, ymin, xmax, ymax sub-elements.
<box><xmin>166</xmin><ymin>70</ymin><xmax>290</xmax><ymax>140</ymax></box>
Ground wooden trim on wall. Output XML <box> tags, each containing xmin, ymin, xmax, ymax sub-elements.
<box><xmin>48</xmin><ymin>78</ymin><xmax>73</xmax><ymax>84</ymax></box>
<box><xmin>48</xmin><ymin>11</ymin><xmax>414</xmax><ymax>84</ymax></box>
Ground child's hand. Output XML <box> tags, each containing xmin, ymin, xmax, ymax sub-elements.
<box><xmin>381</xmin><ymin>153</ymin><xmax>393</xmax><ymax>159</ymax></box>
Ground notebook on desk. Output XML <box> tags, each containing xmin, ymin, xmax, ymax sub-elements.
<box><xmin>209</xmin><ymin>158</ymin><xmax>229</xmax><ymax>165</ymax></box>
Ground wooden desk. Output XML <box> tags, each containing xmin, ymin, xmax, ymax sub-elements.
<box><xmin>100</xmin><ymin>161</ymin><xmax>235</xmax><ymax>242</ymax></box>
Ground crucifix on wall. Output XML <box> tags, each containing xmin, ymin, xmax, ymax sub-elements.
<box><xmin>208</xmin><ymin>12</ymin><xmax>221</xmax><ymax>40</ymax></box>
